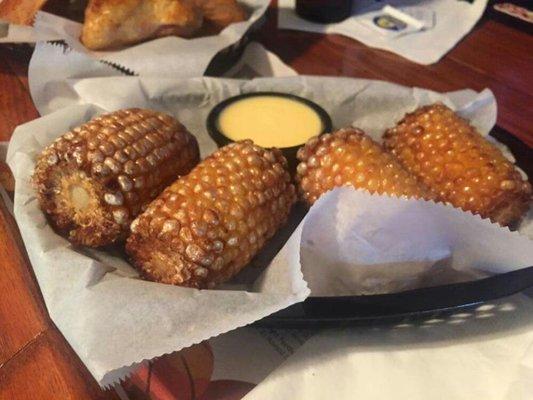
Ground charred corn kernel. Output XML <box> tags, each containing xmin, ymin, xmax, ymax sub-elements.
<box><xmin>126</xmin><ymin>140</ymin><xmax>297</xmax><ymax>289</ymax></box>
<box><xmin>296</xmin><ymin>128</ymin><xmax>434</xmax><ymax>205</ymax></box>
<box><xmin>33</xmin><ymin>108</ymin><xmax>200</xmax><ymax>247</ymax></box>
<box><xmin>383</xmin><ymin>103</ymin><xmax>531</xmax><ymax>226</ymax></box>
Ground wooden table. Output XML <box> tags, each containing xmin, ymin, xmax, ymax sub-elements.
<box><xmin>0</xmin><ymin>3</ymin><xmax>531</xmax><ymax>399</ymax></box>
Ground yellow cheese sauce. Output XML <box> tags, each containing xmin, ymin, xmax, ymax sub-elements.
<box><xmin>217</xmin><ymin>96</ymin><xmax>324</xmax><ymax>148</ymax></box>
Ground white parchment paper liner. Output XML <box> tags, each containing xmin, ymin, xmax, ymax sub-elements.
<box><xmin>7</xmin><ymin>104</ymin><xmax>309</xmax><ymax>387</ymax></box>
<box><xmin>27</xmin><ymin>40</ymin><xmax>297</xmax><ymax>114</ymax></box>
<box><xmin>26</xmin><ymin>1</ymin><xmax>268</xmax><ymax>77</ymax></box>
<box><xmin>27</xmin><ymin>75</ymin><xmax>497</xmax><ymax>133</ymax></box>
<box><xmin>8</xmin><ymin>75</ymin><xmax>531</xmax><ymax>387</ymax></box>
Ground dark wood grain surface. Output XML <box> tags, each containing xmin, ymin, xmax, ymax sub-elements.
<box><xmin>0</xmin><ymin>2</ymin><xmax>532</xmax><ymax>399</ymax></box>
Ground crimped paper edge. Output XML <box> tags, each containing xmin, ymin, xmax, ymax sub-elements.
<box><xmin>99</xmin><ymin>287</ymin><xmax>309</xmax><ymax>388</ymax></box>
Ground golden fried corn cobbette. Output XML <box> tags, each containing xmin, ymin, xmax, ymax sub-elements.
<box><xmin>383</xmin><ymin>103</ymin><xmax>531</xmax><ymax>226</ymax></box>
<box><xmin>296</xmin><ymin>128</ymin><xmax>434</xmax><ymax>205</ymax></box>
<box><xmin>126</xmin><ymin>141</ymin><xmax>297</xmax><ymax>289</ymax></box>
<box><xmin>33</xmin><ymin>108</ymin><xmax>200</xmax><ymax>247</ymax></box>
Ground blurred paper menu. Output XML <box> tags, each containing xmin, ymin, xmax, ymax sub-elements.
<box><xmin>120</xmin><ymin>328</ymin><xmax>314</xmax><ymax>399</ymax></box>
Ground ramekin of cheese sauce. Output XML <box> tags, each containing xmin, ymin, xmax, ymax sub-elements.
<box><xmin>207</xmin><ymin>92</ymin><xmax>332</xmax><ymax>170</ymax></box>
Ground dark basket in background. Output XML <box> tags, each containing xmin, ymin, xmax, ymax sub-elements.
<box><xmin>205</xmin><ymin>12</ymin><xmax>266</xmax><ymax>76</ymax></box>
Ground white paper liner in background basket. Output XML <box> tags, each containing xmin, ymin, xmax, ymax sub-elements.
<box><xmin>26</xmin><ymin>40</ymin><xmax>297</xmax><ymax>115</ymax></box>
<box><xmin>6</xmin><ymin>76</ymin><xmax>533</xmax><ymax>387</ymax></box>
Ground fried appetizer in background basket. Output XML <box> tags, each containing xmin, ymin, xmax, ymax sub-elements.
<box><xmin>296</xmin><ymin>128</ymin><xmax>434</xmax><ymax>205</ymax></box>
<box><xmin>33</xmin><ymin>108</ymin><xmax>200</xmax><ymax>247</ymax></box>
<box><xmin>126</xmin><ymin>140</ymin><xmax>296</xmax><ymax>289</ymax></box>
<box><xmin>0</xmin><ymin>0</ymin><xmax>48</xmax><ymax>25</ymax></box>
<box><xmin>81</xmin><ymin>0</ymin><xmax>203</xmax><ymax>50</ymax></box>
<box><xmin>383</xmin><ymin>103</ymin><xmax>531</xmax><ymax>226</ymax></box>
<box><xmin>195</xmin><ymin>0</ymin><xmax>247</xmax><ymax>31</ymax></box>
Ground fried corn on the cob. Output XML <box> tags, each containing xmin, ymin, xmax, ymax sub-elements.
<box><xmin>33</xmin><ymin>108</ymin><xmax>200</xmax><ymax>247</ymax></box>
<box><xmin>126</xmin><ymin>140</ymin><xmax>297</xmax><ymax>289</ymax></box>
<box><xmin>383</xmin><ymin>103</ymin><xmax>531</xmax><ymax>226</ymax></box>
<box><xmin>296</xmin><ymin>128</ymin><xmax>434</xmax><ymax>205</ymax></box>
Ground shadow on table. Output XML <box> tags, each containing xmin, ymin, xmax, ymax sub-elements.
<box><xmin>252</xmin><ymin>5</ymin><xmax>324</xmax><ymax>69</ymax></box>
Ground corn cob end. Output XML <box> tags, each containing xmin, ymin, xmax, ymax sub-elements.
<box><xmin>33</xmin><ymin>108</ymin><xmax>200</xmax><ymax>246</ymax></box>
